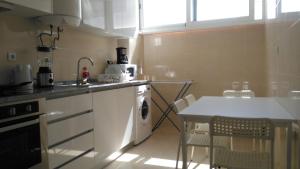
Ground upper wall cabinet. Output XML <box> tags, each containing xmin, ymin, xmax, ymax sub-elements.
<box><xmin>0</xmin><ymin>0</ymin><xmax>52</xmax><ymax>17</ymax></box>
<box><xmin>82</xmin><ymin>0</ymin><xmax>106</xmax><ymax>30</ymax></box>
<box><xmin>110</xmin><ymin>0</ymin><xmax>139</xmax><ymax>37</ymax></box>
<box><xmin>81</xmin><ymin>0</ymin><xmax>139</xmax><ymax>38</ymax></box>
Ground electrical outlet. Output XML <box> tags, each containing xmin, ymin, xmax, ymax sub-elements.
<box><xmin>7</xmin><ymin>52</ymin><xmax>17</xmax><ymax>61</ymax></box>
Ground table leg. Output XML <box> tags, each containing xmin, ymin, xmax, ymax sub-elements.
<box><xmin>287</xmin><ymin>123</ymin><xmax>292</xmax><ymax>169</ymax></box>
<box><xmin>181</xmin><ymin>118</ymin><xmax>187</xmax><ymax>169</ymax></box>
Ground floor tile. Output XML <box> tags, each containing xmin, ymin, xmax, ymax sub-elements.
<box><xmin>104</xmin><ymin>124</ymin><xmax>209</xmax><ymax>169</ymax></box>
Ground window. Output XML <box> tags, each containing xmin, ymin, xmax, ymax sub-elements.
<box><xmin>142</xmin><ymin>0</ymin><xmax>186</xmax><ymax>28</ymax></box>
<box><xmin>196</xmin><ymin>0</ymin><xmax>250</xmax><ymax>21</ymax></box>
<box><xmin>281</xmin><ymin>0</ymin><xmax>300</xmax><ymax>13</ymax></box>
<box><xmin>254</xmin><ymin>0</ymin><xmax>263</xmax><ymax>20</ymax></box>
<box><xmin>140</xmin><ymin>0</ymin><xmax>281</xmax><ymax>33</ymax></box>
<box><xmin>266</xmin><ymin>0</ymin><xmax>276</xmax><ymax>19</ymax></box>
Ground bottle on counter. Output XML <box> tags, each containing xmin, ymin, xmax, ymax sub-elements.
<box><xmin>81</xmin><ymin>67</ymin><xmax>90</xmax><ymax>84</ymax></box>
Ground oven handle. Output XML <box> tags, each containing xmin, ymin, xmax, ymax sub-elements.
<box><xmin>0</xmin><ymin>119</ymin><xmax>39</xmax><ymax>133</ymax></box>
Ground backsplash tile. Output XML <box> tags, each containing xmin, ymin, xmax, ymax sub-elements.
<box><xmin>0</xmin><ymin>15</ymin><xmax>118</xmax><ymax>85</ymax></box>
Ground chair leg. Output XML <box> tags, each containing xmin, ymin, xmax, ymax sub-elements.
<box><xmin>190</xmin><ymin>146</ymin><xmax>195</xmax><ymax>161</ymax></box>
<box><xmin>176</xmin><ymin>136</ymin><xmax>181</xmax><ymax>169</ymax></box>
<box><xmin>210</xmin><ymin>142</ymin><xmax>213</xmax><ymax>169</ymax></box>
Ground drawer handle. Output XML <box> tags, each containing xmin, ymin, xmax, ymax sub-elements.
<box><xmin>48</xmin><ymin>110</ymin><xmax>93</xmax><ymax>125</ymax></box>
<box><xmin>0</xmin><ymin>119</ymin><xmax>39</xmax><ymax>133</ymax></box>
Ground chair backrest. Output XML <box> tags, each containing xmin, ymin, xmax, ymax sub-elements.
<box><xmin>184</xmin><ymin>94</ymin><xmax>196</xmax><ymax>106</ymax></box>
<box><xmin>173</xmin><ymin>99</ymin><xmax>188</xmax><ymax>114</ymax></box>
<box><xmin>210</xmin><ymin>116</ymin><xmax>274</xmax><ymax>140</ymax></box>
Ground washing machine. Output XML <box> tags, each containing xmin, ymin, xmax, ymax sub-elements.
<box><xmin>135</xmin><ymin>84</ymin><xmax>152</xmax><ymax>145</ymax></box>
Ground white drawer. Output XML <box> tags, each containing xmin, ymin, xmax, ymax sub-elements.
<box><xmin>48</xmin><ymin>132</ymin><xmax>94</xmax><ymax>169</ymax></box>
<box><xmin>45</xmin><ymin>93</ymin><xmax>92</xmax><ymax>122</ymax></box>
<box><xmin>47</xmin><ymin>112</ymin><xmax>93</xmax><ymax>146</ymax></box>
<box><xmin>60</xmin><ymin>151</ymin><xmax>94</xmax><ymax>169</ymax></box>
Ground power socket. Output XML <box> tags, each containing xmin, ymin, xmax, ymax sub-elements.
<box><xmin>7</xmin><ymin>52</ymin><xmax>17</xmax><ymax>61</ymax></box>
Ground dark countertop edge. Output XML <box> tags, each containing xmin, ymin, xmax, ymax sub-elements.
<box><xmin>0</xmin><ymin>80</ymin><xmax>149</xmax><ymax>104</ymax></box>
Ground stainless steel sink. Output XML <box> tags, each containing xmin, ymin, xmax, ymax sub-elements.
<box><xmin>54</xmin><ymin>81</ymin><xmax>113</xmax><ymax>88</ymax></box>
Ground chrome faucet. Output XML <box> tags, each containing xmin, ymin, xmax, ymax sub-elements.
<box><xmin>76</xmin><ymin>57</ymin><xmax>94</xmax><ymax>86</ymax></box>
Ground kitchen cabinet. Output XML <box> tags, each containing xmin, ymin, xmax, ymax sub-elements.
<box><xmin>93</xmin><ymin>87</ymin><xmax>135</xmax><ymax>168</ymax></box>
<box><xmin>45</xmin><ymin>94</ymin><xmax>94</xmax><ymax>169</ymax></box>
<box><xmin>109</xmin><ymin>0</ymin><xmax>139</xmax><ymax>37</ymax></box>
<box><xmin>48</xmin><ymin>132</ymin><xmax>94</xmax><ymax>169</ymax></box>
<box><xmin>41</xmin><ymin>86</ymin><xmax>137</xmax><ymax>168</ymax></box>
<box><xmin>0</xmin><ymin>0</ymin><xmax>52</xmax><ymax>17</ymax></box>
<box><xmin>81</xmin><ymin>0</ymin><xmax>139</xmax><ymax>38</ymax></box>
<box><xmin>82</xmin><ymin>0</ymin><xmax>106</xmax><ymax>30</ymax></box>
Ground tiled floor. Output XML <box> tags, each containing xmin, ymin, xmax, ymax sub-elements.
<box><xmin>104</xmin><ymin>124</ymin><xmax>209</xmax><ymax>169</ymax></box>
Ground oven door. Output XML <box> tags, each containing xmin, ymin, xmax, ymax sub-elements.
<box><xmin>0</xmin><ymin>116</ymin><xmax>42</xmax><ymax>169</ymax></box>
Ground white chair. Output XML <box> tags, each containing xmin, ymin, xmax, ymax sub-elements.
<box><xmin>209</xmin><ymin>116</ymin><xmax>275</xmax><ymax>169</ymax></box>
<box><xmin>184</xmin><ymin>94</ymin><xmax>209</xmax><ymax>133</ymax></box>
<box><xmin>184</xmin><ymin>94</ymin><xmax>196</xmax><ymax>105</ymax></box>
<box><xmin>174</xmin><ymin>99</ymin><xmax>229</xmax><ymax>169</ymax></box>
<box><xmin>223</xmin><ymin>90</ymin><xmax>255</xmax><ymax>150</ymax></box>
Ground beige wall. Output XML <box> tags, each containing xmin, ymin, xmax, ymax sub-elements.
<box><xmin>265</xmin><ymin>12</ymin><xmax>300</xmax><ymax>169</ymax></box>
<box><xmin>142</xmin><ymin>24</ymin><xmax>268</xmax><ymax>125</ymax></box>
<box><xmin>0</xmin><ymin>15</ymin><xmax>118</xmax><ymax>84</ymax></box>
<box><xmin>265</xmin><ymin>15</ymin><xmax>300</xmax><ymax>97</ymax></box>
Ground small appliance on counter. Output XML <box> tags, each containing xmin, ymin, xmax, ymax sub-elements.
<box><xmin>104</xmin><ymin>64</ymin><xmax>137</xmax><ymax>82</ymax></box>
<box><xmin>36</xmin><ymin>46</ymin><xmax>54</xmax><ymax>88</ymax></box>
<box><xmin>116</xmin><ymin>47</ymin><xmax>128</xmax><ymax>64</ymax></box>
<box><xmin>0</xmin><ymin>64</ymin><xmax>34</xmax><ymax>96</ymax></box>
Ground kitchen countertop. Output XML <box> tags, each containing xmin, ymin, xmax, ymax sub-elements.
<box><xmin>0</xmin><ymin>80</ymin><xmax>149</xmax><ymax>104</ymax></box>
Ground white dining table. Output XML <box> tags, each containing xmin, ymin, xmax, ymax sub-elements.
<box><xmin>178</xmin><ymin>96</ymin><xmax>297</xmax><ymax>169</ymax></box>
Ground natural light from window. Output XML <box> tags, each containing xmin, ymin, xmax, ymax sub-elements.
<box><xmin>266</xmin><ymin>0</ymin><xmax>276</xmax><ymax>19</ymax></box>
<box><xmin>142</xmin><ymin>0</ymin><xmax>186</xmax><ymax>28</ymax></box>
<box><xmin>144</xmin><ymin>158</ymin><xmax>199</xmax><ymax>169</ymax></box>
<box><xmin>255</xmin><ymin>0</ymin><xmax>263</xmax><ymax>20</ymax></box>
<box><xmin>282</xmin><ymin>0</ymin><xmax>300</xmax><ymax>13</ymax></box>
<box><xmin>112</xmin><ymin>153</ymin><xmax>210</xmax><ymax>169</ymax></box>
<box><xmin>196</xmin><ymin>0</ymin><xmax>249</xmax><ymax>21</ymax></box>
<box><xmin>116</xmin><ymin>153</ymin><xmax>139</xmax><ymax>162</ymax></box>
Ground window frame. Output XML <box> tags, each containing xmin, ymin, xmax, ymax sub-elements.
<box><xmin>140</xmin><ymin>0</ymin><xmax>266</xmax><ymax>34</ymax></box>
<box><xmin>280</xmin><ymin>0</ymin><xmax>300</xmax><ymax>14</ymax></box>
<box><xmin>265</xmin><ymin>0</ymin><xmax>300</xmax><ymax>22</ymax></box>
<box><xmin>139</xmin><ymin>0</ymin><xmax>299</xmax><ymax>34</ymax></box>
<box><xmin>276</xmin><ymin>0</ymin><xmax>300</xmax><ymax>20</ymax></box>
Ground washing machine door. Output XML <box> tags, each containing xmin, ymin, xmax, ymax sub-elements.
<box><xmin>141</xmin><ymin>99</ymin><xmax>149</xmax><ymax>121</ymax></box>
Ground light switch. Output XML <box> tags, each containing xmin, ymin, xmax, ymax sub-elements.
<box><xmin>7</xmin><ymin>52</ymin><xmax>17</xmax><ymax>61</ymax></box>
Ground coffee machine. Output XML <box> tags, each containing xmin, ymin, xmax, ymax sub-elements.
<box><xmin>36</xmin><ymin>46</ymin><xmax>54</xmax><ymax>88</ymax></box>
<box><xmin>116</xmin><ymin>47</ymin><xmax>128</xmax><ymax>64</ymax></box>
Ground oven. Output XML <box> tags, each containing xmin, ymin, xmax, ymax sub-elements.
<box><xmin>0</xmin><ymin>101</ymin><xmax>43</xmax><ymax>169</ymax></box>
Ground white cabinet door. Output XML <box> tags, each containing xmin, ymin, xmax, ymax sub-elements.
<box><xmin>2</xmin><ymin>0</ymin><xmax>52</xmax><ymax>14</ymax></box>
<box><xmin>110</xmin><ymin>0</ymin><xmax>139</xmax><ymax>37</ymax></box>
<box><xmin>116</xmin><ymin>87</ymin><xmax>135</xmax><ymax>148</ymax></box>
<box><xmin>81</xmin><ymin>0</ymin><xmax>138</xmax><ymax>38</ymax></box>
<box><xmin>93</xmin><ymin>90</ymin><xmax>119</xmax><ymax>166</ymax></box>
<box><xmin>45</xmin><ymin>93</ymin><xmax>92</xmax><ymax>122</ymax></box>
<box><xmin>45</xmin><ymin>94</ymin><xmax>94</xmax><ymax>169</ymax></box>
<box><xmin>48</xmin><ymin>132</ymin><xmax>94</xmax><ymax>169</ymax></box>
<box><xmin>93</xmin><ymin>87</ymin><xmax>135</xmax><ymax>167</ymax></box>
<box><xmin>82</xmin><ymin>0</ymin><xmax>106</xmax><ymax>30</ymax></box>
